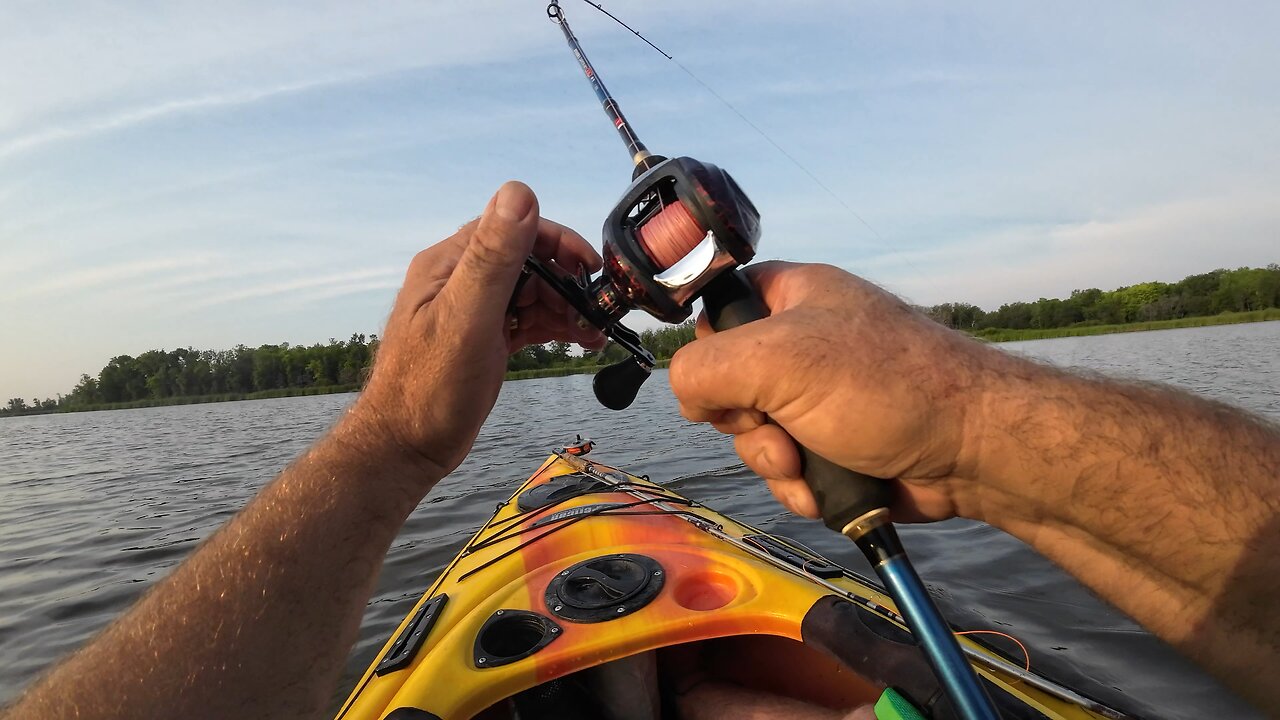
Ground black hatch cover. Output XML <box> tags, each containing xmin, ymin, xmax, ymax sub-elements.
<box><xmin>545</xmin><ymin>554</ymin><xmax>664</xmax><ymax>623</ymax></box>
<box><xmin>517</xmin><ymin>473</ymin><xmax>612</xmax><ymax>512</ymax></box>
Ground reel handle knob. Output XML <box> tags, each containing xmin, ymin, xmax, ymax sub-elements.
<box><xmin>700</xmin><ymin>270</ymin><xmax>895</xmax><ymax>535</ymax></box>
<box><xmin>593</xmin><ymin>356</ymin><xmax>651</xmax><ymax>410</ymax></box>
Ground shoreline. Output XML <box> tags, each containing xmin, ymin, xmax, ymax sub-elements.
<box><xmin>503</xmin><ymin>358</ymin><xmax>673</xmax><ymax>382</ymax></box>
<box><xmin>4</xmin><ymin>313</ymin><xmax>1276</xmax><ymax>417</ymax></box>
<box><xmin>972</xmin><ymin>308</ymin><xmax>1279</xmax><ymax>342</ymax></box>
<box><xmin>2</xmin><ymin>385</ymin><xmax>363</xmax><ymax>417</ymax></box>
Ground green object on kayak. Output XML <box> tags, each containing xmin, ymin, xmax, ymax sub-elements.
<box><xmin>876</xmin><ymin>687</ymin><xmax>927</xmax><ymax>720</ymax></box>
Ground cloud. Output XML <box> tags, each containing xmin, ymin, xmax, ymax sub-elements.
<box><xmin>181</xmin><ymin>267</ymin><xmax>403</xmax><ymax>311</ymax></box>
<box><xmin>284</xmin><ymin>278</ymin><xmax>403</xmax><ymax>307</ymax></box>
<box><xmin>0</xmin><ymin>2</ymin><xmax>564</xmax><ymax>158</ymax></box>
<box><xmin>0</xmin><ymin>72</ymin><xmax>390</xmax><ymax>160</ymax></box>
<box><xmin>862</xmin><ymin>188</ymin><xmax>1280</xmax><ymax>308</ymax></box>
<box><xmin>18</xmin><ymin>255</ymin><xmax>218</xmax><ymax>296</ymax></box>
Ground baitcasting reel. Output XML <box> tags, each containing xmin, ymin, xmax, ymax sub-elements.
<box><xmin>527</xmin><ymin>1</ymin><xmax>760</xmax><ymax>410</ymax></box>
<box><xmin>524</xmin><ymin>155</ymin><xmax>761</xmax><ymax>410</ymax></box>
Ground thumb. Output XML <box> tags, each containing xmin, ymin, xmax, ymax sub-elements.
<box><xmin>443</xmin><ymin>181</ymin><xmax>540</xmax><ymax>328</ymax></box>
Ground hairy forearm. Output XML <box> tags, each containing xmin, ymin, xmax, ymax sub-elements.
<box><xmin>972</xmin><ymin>356</ymin><xmax>1280</xmax><ymax>710</ymax></box>
<box><xmin>4</xmin><ymin>413</ymin><xmax>433</xmax><ymax>720</ymax></box>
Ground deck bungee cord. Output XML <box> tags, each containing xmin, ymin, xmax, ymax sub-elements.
<box><xmin>529</xmin><ymin>3</ymin><xmax>1002</xmax><ymax>718</ymax></box>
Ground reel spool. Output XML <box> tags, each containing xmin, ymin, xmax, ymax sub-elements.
<box><xmin>592</xmin><ymin>157</ymin><xmax>761</xmax><ymax>324</ymax></box>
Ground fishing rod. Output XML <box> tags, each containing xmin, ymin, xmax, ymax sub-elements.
<box><xmin>545</xmin><ymin>2</ymin><xmax>662</xmax><ymax>177</ymax></box>
<box><xmin>525</xmin><ymin>3</ymin><xmax>999</xmax><ymax>718</ymax></box>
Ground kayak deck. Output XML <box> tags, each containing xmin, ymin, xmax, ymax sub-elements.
<box><xmin>337</xmin><ymin>441</ymin><xmax>1128</xmax><ymax>720</ymax></box>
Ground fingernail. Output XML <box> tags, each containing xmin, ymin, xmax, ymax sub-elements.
<box><xmin>493</xmin><ymin>182</ymin><xmax>535</xmax><ymax>222</ymax></box>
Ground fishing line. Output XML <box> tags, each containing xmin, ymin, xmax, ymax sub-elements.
<box><xmin>637</xmin><ymin>200</ymin><xmax>704</xmax><ymax>270</ymax></box>
<box><xmin>572</xmin><ymin>0</ymin><xmax>890</xmax><ymax>249</ymax></box>
<box><xmin>956</xmin><ymin>630</ymin><xmax>1031</xmax><ymax>673</ymax></box>
<box><xmin>576</xmin><ymin>0</ymin><xmax>671</xmax><ymax>59</ymax></box>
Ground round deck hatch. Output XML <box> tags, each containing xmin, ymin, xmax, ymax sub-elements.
<box><xmin>545</xmin><ymin>554</ymin><xmax>664</xmax><ymax>623</ymax></box>
<box><xmin>473</xmin><ymin>610</ymin><xmax>561</xmax><ymax>668</ymax></box>
<box><xmin>517</xmin><ymin>473</ymin><xmax>611</xmax><ymax>512</ymax></box>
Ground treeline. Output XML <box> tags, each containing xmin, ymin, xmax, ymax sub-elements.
<box><xmin>922</xmin><ymin>265</ymin><xmax>1279</xmax><ymax>335</ymax></box>
<box><xmin>505</xmin><ymin>322</ymin><xmax>695</xmax><ymax>373</ymax></box>
<box><xmin>6</xmin><ymin>334</ymin><xmax>380</xmax><ymax>415</ymax></box>
<box><xmin>3</xmin><ymin>323</ymin><xmax>698</xmax><ymax>416</ymax></box>
<box><xmin>5</xmin><ymin>266</ymin><xmax>1276</xmax><ymax>416</ymax></box>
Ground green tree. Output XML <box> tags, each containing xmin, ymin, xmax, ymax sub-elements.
<box><xmin>229</xmin><ymin>346</ymin><xmax>255</xmax><ymax>393</ymax></box>
<box><xmin>547</xmin><ymin>341</ymin><xmax>571</xmax><ymax>365</ymax></box>
<box><xmin>1214</xmin><ymin>267</ymin><xmax>1280</xmax><ymax>313</ymax></box>
<box><xmin>68</xmin><ymin>374</ymin><xmax>100</xmax><ymax>406</ymax></box>
<box><xmin>927</xmin><ymin>303</ymin><xmax>986</xmax><ymax>330</ymax></box>
<box><xmin>931</xmin><ymin>265</ymin><xmax>1278</xmax><ymax>333</ymax></box>
<box><xmin>252</xmin><ymin>346</ymin><xmax>286</xmax><ymax>391</ymax></box>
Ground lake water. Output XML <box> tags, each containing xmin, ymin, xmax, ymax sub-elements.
<box><xmin>2</xmin><ymin>321</ymin><xmax>1276</xmax><ymax>718</ymax></box>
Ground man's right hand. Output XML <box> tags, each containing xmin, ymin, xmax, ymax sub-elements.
<box><xmin>670</xmin><ymin>261</ymin><xmax>1280</xmax><ymax>714</ymax></box>
<box><xmin>669</xmin><ymin>261</ymin><xmax>1013</xmax><ymax>525</ymax></box>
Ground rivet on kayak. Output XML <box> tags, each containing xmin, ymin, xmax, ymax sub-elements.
<box><xmin>478</xmin><ymin>658</ymin><xmax>487</xmax><ymax>664</ymax></box>
<box><xmin>616</xmin><ymin>607</ymin><xmax>626</xmax><ymax>613</ymax></box>
<box><xmin>554</xmin><ymin>604</ymin><xmax>563</xmax><ymax>612</ymax></box>
<box><xmin>653</xmin><ymin>571</ymin><xmax>662</xmax><ymax>576</ymax></box>
<box><xmin>550</xmin><ymin>627</ymin><xmax>560</xmax><ymax>633</ymax></box>
<box><xmin>496</xmin><ymin>610</ymin><xmax>504</xmax><ymax>615</ymax></box>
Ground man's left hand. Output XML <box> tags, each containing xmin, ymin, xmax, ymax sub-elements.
<box><xmin>344</xmin><ymin>181</ymin><xmax>604</xmax><ymax>493</ymax></box>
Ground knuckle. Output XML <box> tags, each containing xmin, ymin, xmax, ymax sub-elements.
<box><xmin>410</xmin><ymin>247</ymin><xmax>436</xmax><ymax>272</ymax></box>
<box><xmin>667</xmin><ymin>350</ymin><xmax>694</xmax><ymax>394</ymax></box>
<box><xmin>408</xmin><ymin>241</ymin><xmax>459</xmax><ymax>281</ymax></box>
<box><xmin>467</xmin><ymin>229</ymin><xmax>517</xmax><ymax>270</ymax></box>
<box><xmin>809</xmin><ymin>262</ymin><xmax>853</xmax><ymax>286</ymax></box>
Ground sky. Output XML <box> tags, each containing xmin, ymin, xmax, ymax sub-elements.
<box><xmin>1</xmin><ymin>1</ymin><xmax>1277</xmax><ymax>401</ymax></box>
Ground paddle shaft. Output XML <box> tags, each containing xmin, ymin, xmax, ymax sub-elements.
<box><xmin>699</xmin><ymin>269</ymin><xmax>998</xmax><ymax>720</ymax></box>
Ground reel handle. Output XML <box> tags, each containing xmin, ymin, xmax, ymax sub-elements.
<box><xmin>700</xmin><ymin>270</ymin><xmax>895</xmax><ymax>535</ymax></box>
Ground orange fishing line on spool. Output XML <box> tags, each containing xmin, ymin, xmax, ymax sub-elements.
<box><xmin>637</xmin><ymin>201</ymin><xmax>704</xmax><ymax>271</ymax></box>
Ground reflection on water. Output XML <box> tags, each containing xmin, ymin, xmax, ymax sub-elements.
<box><xmin>1</xmin><ymin>321</ymin><xmax>1275</xmax><ymax>718</ymax></box>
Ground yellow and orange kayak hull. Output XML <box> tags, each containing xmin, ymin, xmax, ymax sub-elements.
<box><xmin>337</xmin><ymin>442</ymin><xmax>1125</xmax><ymax>720</ymax></box>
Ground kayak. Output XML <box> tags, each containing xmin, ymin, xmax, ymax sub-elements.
<box><xmin>336</xmin><ymin>438</ymin><xmax>1130</xmax><ymax>720</ymax></box>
